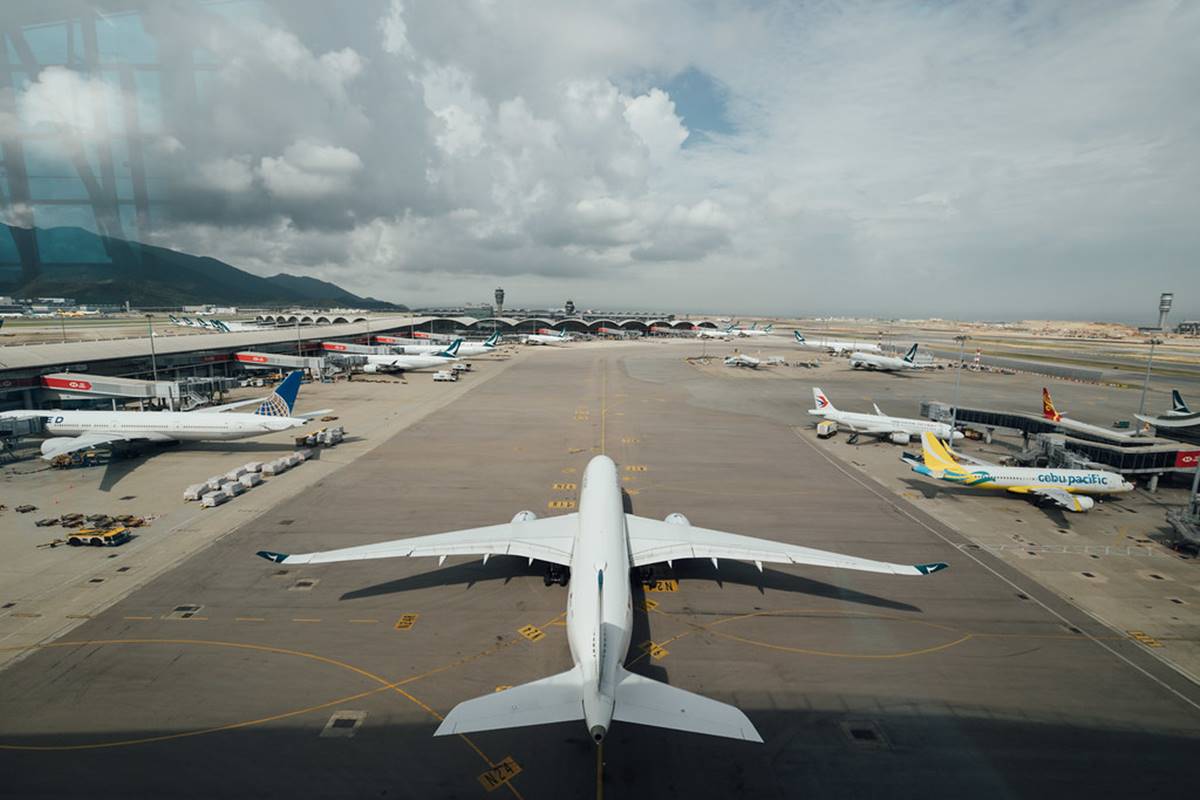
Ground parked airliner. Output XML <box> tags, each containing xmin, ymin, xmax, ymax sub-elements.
<box><xmin>257</xmin><ymin>455</ymin><xmax>947</xmax><ymax>744</ymax></box>
<box><xmin>361</xmin><ymin>340</ymin><xmax>462</xmax><ymax>373</ymax></box>
<box><xmin>0</xmin><ymin>372</ymin><xmax>328</xmax><ymax>460</ymax></box>
<box><xmin>849</xmin><ymin>343</ymin><xmax>926</xmax><ymax>371</ymax></box>
<box><xmin>793</xmin><ymin>331</ymin><xmax>881</xmax><ymax>355</ymax></box>
<box><xmin>809</xmin><ymin>388</ymin><xmax>963</xmax><ymax>444</ymax></box>
<box><xmin>1042</xmin><ymin>388</ymin><xmax>1135</xmax><ymax>439</ymax></box>
<box><xmin>904</xmin><ymin>432</ymin><xmax>1133</xmax><ymax>512</ymax></box>
<box><xmin>525</xmin><ymin>329</ymin><xmax>573</xmax><ymax>345</ymax></box>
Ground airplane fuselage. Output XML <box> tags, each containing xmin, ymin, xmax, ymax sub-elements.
<box><xmin>565</xmin><ymin>455</ymin><xmax>633</xmax><ymax>742</ymax></box>
<box><xmin>32</xmin><ymin>410</ymin><xmax>301</xmax><ymax>442</ymax></box>
<box><xmin>811</xmin><ymin>408</ymin><xmax>958</xmax><ymax>440</ymax></box>
<box><xmin>849</xmin><ymin>352</ymin><xmax>919</xmax><ymax>371</ymax></box>
<box><xmin>938</xmin><ymin>465</ymin><xmax>1133</xmax><ymax>495</ymax></box>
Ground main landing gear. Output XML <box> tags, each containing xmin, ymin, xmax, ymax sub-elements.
<box><xmin>544</xmin><ymin>564</ymin><xmax>570</xmax><ymax>587</ymax></box>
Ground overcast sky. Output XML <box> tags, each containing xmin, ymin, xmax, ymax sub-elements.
<box><xmin>4</xmin><ymin>1</ymin><xmax>1198</xmax><ymax>322</ymax></box>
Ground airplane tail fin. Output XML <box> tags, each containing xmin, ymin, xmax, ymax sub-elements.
<box><xmin>1172</xmin><ymin>389</ymin><xmax>1190</xmax><ymax>414</ymax></box>
<box><xmin>434</xmin><ymin>666</ymin><xmax>585</xmax><ymax>736</ymax></box>
<box><xmin>438</xmin><ymin>339</ymin><xmax>463</xmax><ymax>357</ymax></box>
<box><xmin>1041</xmin><ymin>387</ymin><xmax>1062</xmax><ymax>421</ymax></box>
<box><xmin>254</xmin><ymin>371</ymin><xmax>302</xmax><ymax>416</ymax></box>
<box><xmin>612</xmin><ymin>667</ymin><xmax>762</xmax><ymax>742</ymax></box>
<box><xmin>903</xmin><ymin>343</ymin><xmax>919</xmax><ymax>363</ymax></box>
<box><xmin>764</xmin><ymin>324</ymin><xmax>773</xmax><ymax>333</ymax></box>
<box><xmin>811</xmin><ymin>387</ymin><xmax>834</xmax><ymax>412</ymax></box>
<box><xmin>906</xmin><ymin>431</ymin><xmax>963</xmax><ymax>478</ymax></box>
<box><xmin>484</xmin><ymin>331</ymin><xmax>500</xmax><ymax>346</ymax></box>
<box><xmin>794</xmin><ymin>331</ymin><xmax>805</xmax><ymax>343</ymax></box>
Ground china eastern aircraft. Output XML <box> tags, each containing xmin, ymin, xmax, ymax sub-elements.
<box><xmin>793</xmin><ymin>331</ymin><xmax>881</xmax><ymax>355</ymax></box>
<box><xmin>809</xmin><ymin>388</ymin><xmax>963</xmax><ymax>444</ymax></box>
<box><xmin>257</xmin><ymin>454</ymin><xmax>947</xmax><ymax>744</ymax></box>
<box><xmin>0</xmin><ymin>372</ymin><xmax>329</xmax><ymax>460</ymax></box>
<box><xmin>903</xmin><ymin>432</ymin><xmax>1133</xmax><ymax>512</ymax></box>
<box><xmin>849</xmin><ymin>343</ymin><xmax>926</xmax><ymax>371</ymax></box>
<box><xmin>360</xmin><ymin>339</ymin><xmax>462</xmax><ymax>373</ymax></box>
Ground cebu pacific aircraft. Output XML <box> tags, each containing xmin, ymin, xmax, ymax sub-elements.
<box><xmin>809</xmin><ymin>388</ymin><xmax>962</xmax><ymax>444</ymax></box>
<box><xmin>793</xmin><ymin>330</ymin><xmax>881</xmax><ymax>355</ymax></box>
<box><xmin>0</xmin><ymin>372</ymin><xmax>330</xmax><ymax>461</ymax></box>
<box><xmin>849</xmin><ymin>343</ymin><xmax>926</xmax><ymax>372</ymax></box>
<box><xmin>257</xmin><ymin>454</ymin><xmax>947</xmax><ymax>744</ymax></box>
<box><xmin>903</xmin><ymin>432</ymin><xmax>1132</xmax><ymax>512</ymax></box>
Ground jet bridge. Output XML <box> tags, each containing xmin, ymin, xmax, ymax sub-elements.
<box><xmin>39</xmin><ymin>373</ymin><xmax>239</xmax><ymax>411</ymax></box>
<box><xmin>922</xmin><ymin>400</ymin><xmax>1200</xmax><ymax>483</ymax></box>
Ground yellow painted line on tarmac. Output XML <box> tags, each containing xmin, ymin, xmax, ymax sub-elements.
<box><xmin>349</xmin><ymin>619</ymin><xmax>379</xmax><ymax>624</ymax></box>
<box><xmin>292</xmin><ymin>618</ymin><xmax>321</xmax><ymax>624</ymax></box>
<box><xmin>518</xmin><ymin>625</ymin><xmax>546</xmax><ymax>642</ymax></box>
<box><xmin>478</xmin><ymin>756</ymin><xmax>523</xmax><ymax>792</ymax></box>
<box><xmin>394</xmin><ymin>614</ymin><xmax>419</xmax><ymax>630</ymax></box>
<box><xmin>123</xmin><ymin>616</ymin><xmax>153</xmax><ymax>621</ymax></box>
<box><xmin>64</xmin><ymin>614</ymin><xmax>92</xmax><ymax>620</ymax></box>
<box><xmin>552</xmin><ymin>482</ymin><xmax>577</xmax><ymax>491</ymax></box>
<box><xmin>548</xmin><ymin>499</ymin><xmax>576</xmax><ymax>510</ymax></box>
<box><xmin>235</xmin><ymin>617</ymin><xmax>266</xmax><ymax>623</ymax></box>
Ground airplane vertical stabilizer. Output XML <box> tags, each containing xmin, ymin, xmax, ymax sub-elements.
<box><xmin>254</xmin><ymin>371</ymin><xmax>302</xmax><ymax>416</ymax></box>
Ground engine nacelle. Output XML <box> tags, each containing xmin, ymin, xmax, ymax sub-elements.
<box><xmin>512</xmin><ymin>510</ymin><xmax>538</xmax><ymax>523</ymax></box>
<box><xmin>889</xmin><ymin>432</ymin><xmax>911</xmax><ymax>445</ymax></box>
<box><xmin>664</xmin><ymin>513</ymin><xmax>691</xmax><ymax>526</ymax></box>
<box><xmin>1070</xmin><ymin>495</ymin><xmax>1096</xmax><ymax>512</ymax></box>
<box><xmin>362</xmin><ymin>363</ymin><xmax>381</xmax><ymax>374</ymax></box>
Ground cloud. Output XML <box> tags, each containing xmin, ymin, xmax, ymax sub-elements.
<box><xmin>259</xmin><ymin>140</ymin><xmax>363</xmax><ymax>199</ymax></box>
<box><xmin>2</xmin><ymin>1</ymin><xmax>1196</xmax><ymax>320</ymax></box>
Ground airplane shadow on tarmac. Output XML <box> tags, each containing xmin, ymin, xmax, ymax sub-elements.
<box><xmin>897</xmin><ymin>477</ymin><xmax>1075</xmax><ymax>528</ymax></box>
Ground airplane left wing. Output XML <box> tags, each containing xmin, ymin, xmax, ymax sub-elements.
<box><xmin>40</xmin><ymin>431</ymin><xmax>174</xmax><ymax>460</ymax></box>
<box><xmin>1017</xmin><ymin>486</ymin><xmax>1094</xmax><ymax>512</ymax></box>
<box><xmin>624</xmin><ymin>515</ymin><xmax>946</xmax><ymax>576</ymax></box>
<box><xmin>257</xmin><ymin>514</ymin><xmax>578</xmax><ymax>567</ymax></box>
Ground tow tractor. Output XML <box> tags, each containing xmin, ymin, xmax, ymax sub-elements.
<box><xmin>67</xmin><ymin>526</ymin><xmax>131</xmax><ymax>547</ymax></box>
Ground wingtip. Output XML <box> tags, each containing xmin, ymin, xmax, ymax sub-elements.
<box><xmin>914</xmin><ymin>562</ymin><xmax>949</xmax><ymax>575</ymax></box>
<box><xmin>256</xmin><ymin>550</ymin><xmax>290</xmax><ymax>564</ymax></box>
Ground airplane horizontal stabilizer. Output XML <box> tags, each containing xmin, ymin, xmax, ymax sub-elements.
<box><xmin>612</xmin><ymin>668</ymin><xmax>763</xmax><ymax>743</ymax></box>
<box><xmin>434</xmin><ymin>666</ymin><xmax>584</xmax><ymax>736</ymax></box>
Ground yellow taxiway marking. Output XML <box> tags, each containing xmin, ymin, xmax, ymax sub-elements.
<box><xmin>646</xmin><ymin>579</ymin><xmax>679</xmax><ymax>593</ymax></box>
<box><xmin>548</xmin><ymin>499</ymin><xmax>576</xmax><ymax>510</ymax></box>
<box><xmin>600</xmin><ymin>362</ymin><xmax>608</xmax><ymax>455</ymax></box>
<box><xmin>478</xmin><ymin>756</ymin><xmax>523</xmax><ymax>792</ymax></box>
<box><xmin>621</xmin><ymin>437</ymin><xmax>639</xmax><ymax>444</ymax></box>
<box><xmin>625</xmin><ymin>488</ymin><xmax>640</xmax><ymax>496</ymax></box>
<box><xmin>349</xmin><ymin>619</ymin><xmax>379</xmax><ymax>624</ymax></box>
<box><xmin>562</xmin><ymin>467</ymin><xmax>578</xmax><ymax>474</ymax></box>
<box><xmin>1128</xmin><ymin>630</ymin><xmax>1163</xmax><ymax>648</ymax></box>
<box><xmin>291</xmin><ymin>618</ymin><xmax>321</xmax><ymax>624</ymax></box>
<box><xmin>0</xmin><ymin>638</ymin><xmax>531</xmax><ymax>797</ymax></box>
<box><xmin>568</xmin><ymin>448</ymin><xmax>586</xmax><ymax>454</ymax></box>
<box><xmin>624</xmin><ymin>465</ymin><xmax>647</xmax><ymax>472</ymax></box>
<box><xmin>494</xmin><ymin>685</ymin><xmax>513</xmax><ymax>693</ymax></box>
<box><xmin>596</xmin><ymin>742</ymin><xmax>605</xmax><ymax>800</ymax></box>
<box><xmin>123</xmin><ymin>616</ymin><xmax>153</xmax><ymax>621</ymax></box>
<box><xmin>394</xmin><ymin>614</ymin><xmax>419</xmax><ymax>630</ymax></box>
<box><xmin>235</xmin><ymin>617</ymin><xmax>265</xmax><ymax>623</ymax></box>
<box><xmin>639</xmin><ymin>641</ymin><xmax>669</xmax><ymax>660</ymax></box>
<box><xmin>641</xmin><ymin>599</ymin><xmax>659</xmax><ymax>612</ymax></box>
<box><xmin>552</xmin><ymin>482</ymin><xmax>577</xmax><ymax>491</ymax></box>
<box><xmin>64</xmin><ymin>614</ymin><xmax>93</xmax><ymax>620</ymax></box>
<box><xmin>518</xmin><ymin>624</ymin><xmax>546</xmax><ymax>642</ymax></box>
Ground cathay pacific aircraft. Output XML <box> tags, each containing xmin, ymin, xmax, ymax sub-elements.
<box><xmin>903</xmin><ymin>432</ymin><xmax>1133</xmax><ymax>512</ymax></box>
<box><xmin>793</xmin><ymin>331</ymin><xmax>881</xmax><ymax>355</ymax></box>
<box><xmin>849</xmin><ymin>343</ymin><xmax>927</xmax><ymax>372</ymax></box>
<box><xmin>809</xmin><ymin>388</ymin><xmax>963</xmax><ymax>444</ymax></box>
<box><xmin>388</xmin><ymin>332</ymin><xmax>501</xmax><ymax>356</ymax></box>
<box><xmin>525</xmin><ymin>329</ymin><xmax>573</xmax><ymax>345</ymax></box>
<box><xmin>360</xmin><ymin>340</ymin><xmax>462</xmax><ymax>373</ymax></box>
<box><xmin>257</xmin><ymin>454</ymin><xmax>948</xmax><ymax>744</ymax></box>
<box><xmin>0</xmin><ymin>372</ymin><xmax>329</xmax><ymax>460</ymax></box>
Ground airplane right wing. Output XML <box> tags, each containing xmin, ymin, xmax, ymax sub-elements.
<box><xmin>624</xmin><ymin>514</ymin><xmax>946</xmax><ymax>576</ymax></box>
<box><xmin>257</xmin><ymin>514</ymin><xmax>578</xmax><ymax>567</ymax></box>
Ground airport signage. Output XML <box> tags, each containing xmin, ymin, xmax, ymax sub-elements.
<box><xmin>1176</xmin><ymin>451</ymin><xmax>1200</xmax><ymax>469</ymax></box>
<box><xmin>41</xmin><ymin>376</ymin><xmax>93</xmax><ymax>392</ymax></box>
<box><xmin>1035</xmin><ymin>472</ymin><xmax>1110</xmax><ymax>487</ymax></box>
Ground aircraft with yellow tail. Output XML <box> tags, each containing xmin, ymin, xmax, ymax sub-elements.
<box><xmin>902</xmin><ymin>432</ymin><xmax>1133</xmax><ymax>512</ymax></box>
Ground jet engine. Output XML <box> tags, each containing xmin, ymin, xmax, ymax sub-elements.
<box><xmin>889</xmin><ymin>432</ymin><xmax>911</xmax><ymax>445</ymax></box>
<box><xmin>1069</xmin><ymin>495</ymin><xmax>1095</xmax><ymax>512</ymax></box>
<box><xmin>511</xmin><ymin>510</ymin><xmax>538</xmax><ymax>523</ymax></box>
<box><xmin>664</xmin><ymin>513</ymin><xmax>690</xmax><ymax>526</ymax></box>
<box><xmin>362</xmin><ymin>363</ymin><xmax>381</xmax><ymax>374</ymax></box>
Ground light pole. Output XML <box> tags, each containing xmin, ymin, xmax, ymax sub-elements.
<box><xmin>145</xmin><ymin>314</ymin><xmax>159</xmax><ymax>382</ymax></box>
<box><xmin>1137</xmin><ymin>337</ymin><xmax>1162</xmax><ymax>416</ymax></box>
<box><xmin>60</xmin><ymin>316</ymin><xmax>66</xmax><ymax>343</ymax></box>
<box><xmin>950</xmin><ymin>334</ymin><xmax>968</xmax><ymax>436</ymax></box>
<box><xmin>295</xmin><ymin>318</ymin><xmax>302</xmax><ymax>357</ymax></box>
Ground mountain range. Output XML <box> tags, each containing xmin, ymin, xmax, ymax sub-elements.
<box><xmin>0</xmin><ymin>224</ymin><xmax>404</xmax><ymax>309</ymax></box>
